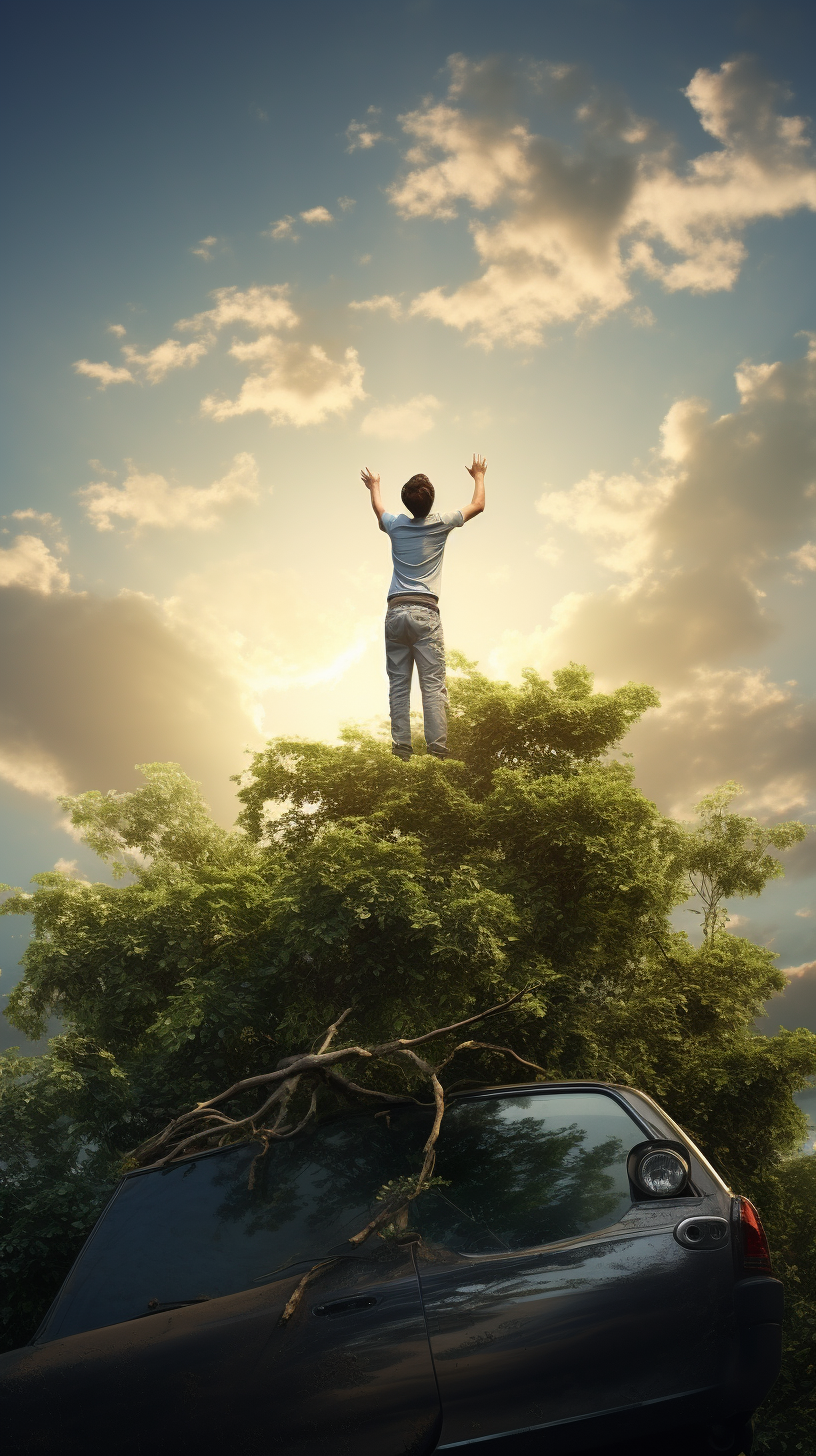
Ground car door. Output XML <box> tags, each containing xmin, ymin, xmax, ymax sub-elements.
<box><xmin>0</xmin><ymin>1129</ymin><xmax>441</xmax><ymax>1456</ymax></box>
<box><xmin>408</xmin><ymin>1087</ymin><xmax>736</xmax><ymax>1448</ymax></box>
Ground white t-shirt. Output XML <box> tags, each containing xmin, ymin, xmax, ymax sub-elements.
<box><xmin>380</xmin><ymin>510</ymin><xmax>464</xmax><ymax>599</ymax></box>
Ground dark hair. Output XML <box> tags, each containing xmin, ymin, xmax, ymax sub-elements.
<box><xmin>401</xmin><ymin>474</ymin><xmax>435</xmax><ymax>518</ymax></box>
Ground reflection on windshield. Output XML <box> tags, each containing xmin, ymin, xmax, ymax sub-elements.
<box><xmin>409</xmin><ymin>1095</ymin><xmax>635</xmax><ymax>1254</ymax></box>
<box><xmin>41</xmin><ymin>1090</ymin><xmax>640</xmax><ymax>1340</ymax></box>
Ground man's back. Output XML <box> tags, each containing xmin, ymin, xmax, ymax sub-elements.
<box><xmin>379</xmin><ymin>509</ymin><xmax>464</xmax><ymax>599</ymax></box>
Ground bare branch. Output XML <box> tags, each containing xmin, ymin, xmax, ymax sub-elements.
<box><xmin>279</xmin><ymin>1258</ymin><xmax>340</xmax><ymax>1323</ymax></box>
<box><xmin>128</xmin><ymin>986</ymin><xmax>541</xmax><ymax>1170</ymax></box>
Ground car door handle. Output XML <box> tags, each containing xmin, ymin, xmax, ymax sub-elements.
<box><xmin>312</xmin><ymin>1296</ymin><xmax>378</xmax><ymax>1318</ymax></box>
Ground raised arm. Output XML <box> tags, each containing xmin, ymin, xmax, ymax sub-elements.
<box><xmin>361</xmin><ymin>466</ymin><xmax>386</xmax><ymax>524</ymax></box>
<box><xmin>462</xmin><ymin>454</ymin><xmax>487</xmax><ymax>522</ymax></box>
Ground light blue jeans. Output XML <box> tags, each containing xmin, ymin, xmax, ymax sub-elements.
<box><xmin>385</xmin><ymin>603</ymin><xmax>448</xmax><ymax>759</ymax></box>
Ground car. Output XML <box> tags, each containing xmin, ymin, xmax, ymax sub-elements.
<box><xmin>0</xmin><ymin>1079</ymin><xmax>781</xmax><ymax>1456</ymax></box>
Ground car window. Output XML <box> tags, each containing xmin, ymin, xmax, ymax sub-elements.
<box><xmin>410</xmin><ymin>1091</ymin><xmax>641</xmax><ymax>1254</ymax></box>
<box><xmin>41</xmin><ymin>1090</ymin><xmax>641</xmax><ymax>1340</ymax></box>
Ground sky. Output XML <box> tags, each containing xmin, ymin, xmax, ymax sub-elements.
<box><xmin>1</xmin><ymin>0</ymin><xmax>815</xmax><ymax>1056</ymax></box>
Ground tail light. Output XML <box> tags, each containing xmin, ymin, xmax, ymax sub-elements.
<box><xmin>735</xmin><ymin>1197</ymin><xmax>773</xmax><ymax>1275</ymax></box>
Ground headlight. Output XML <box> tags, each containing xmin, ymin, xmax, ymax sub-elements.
<box><xmin>628</xmin><ymin>1142</ymin><xmax>691</xmax><ymax>1198</ymax></box>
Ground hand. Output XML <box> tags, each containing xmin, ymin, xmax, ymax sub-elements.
<box><xmin>361</xmin><ymin>466</ymin><xmax>380</xmax><ymax>492</ymax></box>
<box><xmin>466</xmin><ymin>453</ymin><xmax>487</xmax><ymax>479</ymax></box>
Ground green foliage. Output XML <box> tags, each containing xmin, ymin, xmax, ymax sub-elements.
<box><xmin>1</xmin><ymin>658</ymin><xmax>814</xmax><ymax>1451</ymax></box>
<box><xmin>752</xmin><ymin>1157</ymin><xmax>816</xmax><ymax>1454</ymax></box>
<box><xmin>683</xmin><ymin>781</ymin><xmax>808</xmax><ymax>942</ymax></box>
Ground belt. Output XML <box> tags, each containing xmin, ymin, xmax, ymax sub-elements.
<box><xmin>386</xmin><ymin>594</ymin><xmax>440</xmax><ymax>613</ymax></box>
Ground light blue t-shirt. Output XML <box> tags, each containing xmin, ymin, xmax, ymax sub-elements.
<box><xmin>380</xmin><ymin>510</ymin><xmax>464</xmax><ymax>599</ymax></box>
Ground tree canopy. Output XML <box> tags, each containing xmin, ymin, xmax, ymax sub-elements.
<box><xmin>1</xmin><ymin>658</ymin><xmax>814</xmax><ymax>1447</ymax></box>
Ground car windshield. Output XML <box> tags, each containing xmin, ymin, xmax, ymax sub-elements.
<box><xmin>40</xmin><ymin>1089</ymin><xmax>642</xmax><ymax>1341</ymax></box>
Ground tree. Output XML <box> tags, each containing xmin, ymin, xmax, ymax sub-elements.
<box><xmin>683</xmin><ymin>780</ymin><xmax>807</xmax><ymax>942</ymax></box>
<box><xmin>1</xmin><ymin>657</ymin><xmax>814</xmax><ymax>1450</ymax></box>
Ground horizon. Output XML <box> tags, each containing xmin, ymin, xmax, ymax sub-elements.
<box><xmin>1</xmin><ymin>0</ymin><xmax>815</xmax><ymax>1058</ymax></box>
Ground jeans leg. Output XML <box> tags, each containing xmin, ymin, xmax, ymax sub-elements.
<box><xmin>384</xmin><ymin>611</ymin><xmax>414</xmax><ymax>758</ymax></box>
<box><xmin>412</xmin><ymin>612</ymin><xmax>448</xmax><ymax>757</ymax></box>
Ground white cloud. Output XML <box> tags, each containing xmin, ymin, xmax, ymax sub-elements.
<box><xmin>73</xmin><ymin>358</ymin><xmax>135</xmax><ymax>388</ymax></box>
<box><xmin>536</xmin><ymin>467</ymin><xmax>676</xmax><ymax>575</ymax></box>
<box><xmin>490</xmin><ymin>339</ymin><xmax>816</xmax><ymax>818</ymax></box>
<box><xmin>0</xmin><ymin>745</ymin><xmax>68</xmax><ymax>799</ymax></box>
<box><xmin>361</xmin><ymin>394</ymin><xmax>440</xmax><ymax>441</ymax></box>
<box><xmin>53</xmin><ymin>858</ymin><xmax>80</xmax><ymax>876</ymax></box>
<box><xmin>80</xmin><ymin>452</ymin><xmax>259</xmax><ymax>533</ymax></box>
<box><xmin>536</xmin><ymin>537</ymin><xmax>563</xmax><ymax>565</ymax></box>
<box><xmin>349</xmin><ymin>294</ymin><xmax>403</xmax><ymax>318</ymax></box>
<box><xmin>796</xmin><ymin>908</ymin><xmax>814</xmax><ymax>918</ymax></box>
<box><xmin>191</xmin><ymin>235</ymin><xmax>219</xmax><ymax>260</ymax></box>
<box><xmin>177</xmin><ymin>284</ymin><xmax>300</xmax><ymax>336</ymax></box>
<box><xmin>300</xmin><ymin>206</ymin><xmax>334</xmax><ymax>225</ymax></box>
<box><xmin>76</xmin><ymin>284</ymin><xmax>362</xmax><ymax>432</ymax></box>
<box><xmin>10</xmin><ymin>510</ymin><xmax>61</xmax><ymax>529</ymax></box>
<box><xmin>107</xmin><ymin>324</ymin><xmax>126</xmax><ymax>337</ymax></box>
<box><xmin>267</xmin><ymin>216</ymin><xmax>300</xmax><ymax>241</ymax></box>
<box><xmin>338</xmin><ymin>196</ymin><xmax>356</xmax><ymax>211</ymax></box>
<box><xmin>346</xmin><ymin>109</ymin><xmax>384</xmax><ymax>152</ymax></box>
<box><xmin>202</xmin><ymin>338</ymin><xmax>365</xmax><ymax>427</ymax></box>
<box><xmin>783</xmin><ymin>960</ymin><xmax>816</xmax><ymax>978</ymax></box>
<box><xmin>791</xmin><ymin>541</ymin><xmax>816</xmax><ymax>571</ymax></box>
<box><xmin>0</xmin><ymin>536</ymin><xmax>69</xmax><ymax>593</ymax></box>
<box><xmin>121</xmin><ymin>336</ymin><xmax>211</xmax><ymax>382</ymax></box>
<box><xmin>385</xmin><ymin>54</ymin><xmax>816</xmax><ymax>346</ymax></box>
<box><xmin>0</xmin><ymin>584</ymin><xmax>256</xmax><ymax>816</ymax></box>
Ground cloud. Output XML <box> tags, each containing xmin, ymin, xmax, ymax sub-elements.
<box><xmin>300</xmin><ymin>206</ymin><xmax>334</xmax><ymax>225</ymax></box>
<box><xmin>73</xmin><ymin>284</ymin><xmax>363</xmax><ymax>430</ymax></box>
<box><xmin>73</xmin><ymin>358</ymin><xmax>135</xmax><ymax>388</ymax></box>
<box><xmin>623</xmin><ymin>669</ymin><xmax>816</xmax><ymax>818</ymax></box>
<box><xmin>491</xmin><ymin>338</ymin><xmax>816</xmax><ymax>817</ymax></box>
<box><xmin>121</xmin><ymin>336</ymin><xmax>211</xmax><ymax>382</ymax></box>
<box><xmin>0</xmin><ymin>536</ymin><xmax>69</xmax><ymax>593</ymax></box>
<box><xmin>349</xmin><ymin>294</ymin><xmax>403</xmax><ymax>318</ymax></box>
<box><xmin>107</xmin><ymin>324</ymin><xmax>126</xmax><ymax>337</ymax></box>
<box><xmin>178</xmin><ymin>284</ymin><xmax>300</xmax><ymax>336</ymax></box>
<box><xmin>0</xmin><ymin>584</ymin><xmax>256</xmax><ymax>818</ymax></box>
<box><xmin>501</xmin><ymin>339</ymin><xmax>816</xmax><ymax>683</ymax></box>
<box><xmin>384</xmin><ymin>54</ymin><xmax>816</xmax><ymax>346</ymax></box>
<box><xmin>791</xmin><ymin>541</ymin><xmax>816</xmax><ymax>571</ymax></box>
<box><xmin>202</xmin><ymin>339</ymin><xmax>365</xmax><ymax>426</ymax></box>
<box><xmin>80</xmin><ymin>452</ymin><xmax>259</xmax><ymax>533</ymax></box>
<box><xmin>346</xmin><ymin>108</ymin><xmax>384</xmax><ymax>152</ymax></box>
<box><xmin>191</xmin><ymin>235</ymin><xmax>219</xmax><ymax>260</ymax></box>
<box><xmin>360</xmin><ymin>394</ymin><xmax>441</xmax><ymax>441</ymax></box>
<box><xmin>782</xmin><ymin>961</ymin><xmax>816</xmax><ymax>978</ymax></box>
<box><xmin>337</xmin><ymin>196</ymin><xmax>356</xmax><ymax>211</ymax></box>
<box><xmin>795</xmin><ymin>908</ymin><xmax>814</xmax><ymax>918</ymax></box>
<box><xmin>10</xmin><ymin>510</ymin><xmax>61</xmax><ymax>530</ymax></box>
<box><xmin>267</xmin><ymin>216</ymin><xmax>300</xmax><ymax>241</ymax></box>
<box><xmin>536</xmin><ymin>467</ymin><xmax>675</xmax><ymax>575</ymax></box>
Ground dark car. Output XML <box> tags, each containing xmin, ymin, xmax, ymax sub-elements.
<box><xmin>0</xmin><ymin>1081</ymin><xmax>781</xmax><ymax>1456</ymax></box>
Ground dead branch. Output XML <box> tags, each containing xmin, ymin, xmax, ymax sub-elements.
<box><xmin>127</xmin><ymin>984</ymin><xmax>541</xmax><ymax>1171</ymax></box>
<box><xmin>126</xmin><ymin>985</ymin><xmax>548</xmax><ymax>1325</ymax></box>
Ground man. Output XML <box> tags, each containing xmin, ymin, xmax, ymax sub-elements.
<box><xmin>361</xmin><ymin>455</ymin><xmax>487</xmax><ymax>760</ymax></box>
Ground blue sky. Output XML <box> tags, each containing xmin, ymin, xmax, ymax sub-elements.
<box><xmin>2</xmin><ymin>0</ymin><xmax>816</xmax><ymax>1052</ymax></box>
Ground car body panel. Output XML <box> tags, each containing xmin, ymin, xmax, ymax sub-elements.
<box><xmin>0</xmin><ymin>1257</ymin><xmax>441</xmax><ymax>1456</ymax></box>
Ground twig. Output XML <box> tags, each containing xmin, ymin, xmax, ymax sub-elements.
<box><xmin>127</xmin><ymin>985</ymin><xmax>542</xmax><ymax>1171</ymax></box>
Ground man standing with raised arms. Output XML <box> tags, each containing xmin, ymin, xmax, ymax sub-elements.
<box><xmin>361</xmin><ymin>455</ymin><xmax>487</xmax><ymax>760</ymax></box>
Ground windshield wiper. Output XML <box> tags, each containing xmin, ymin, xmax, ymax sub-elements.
<box><xmin>131</xmin><ymin>1296</ymin><xmax>211</xmax><ymax>1319</ymax></box>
